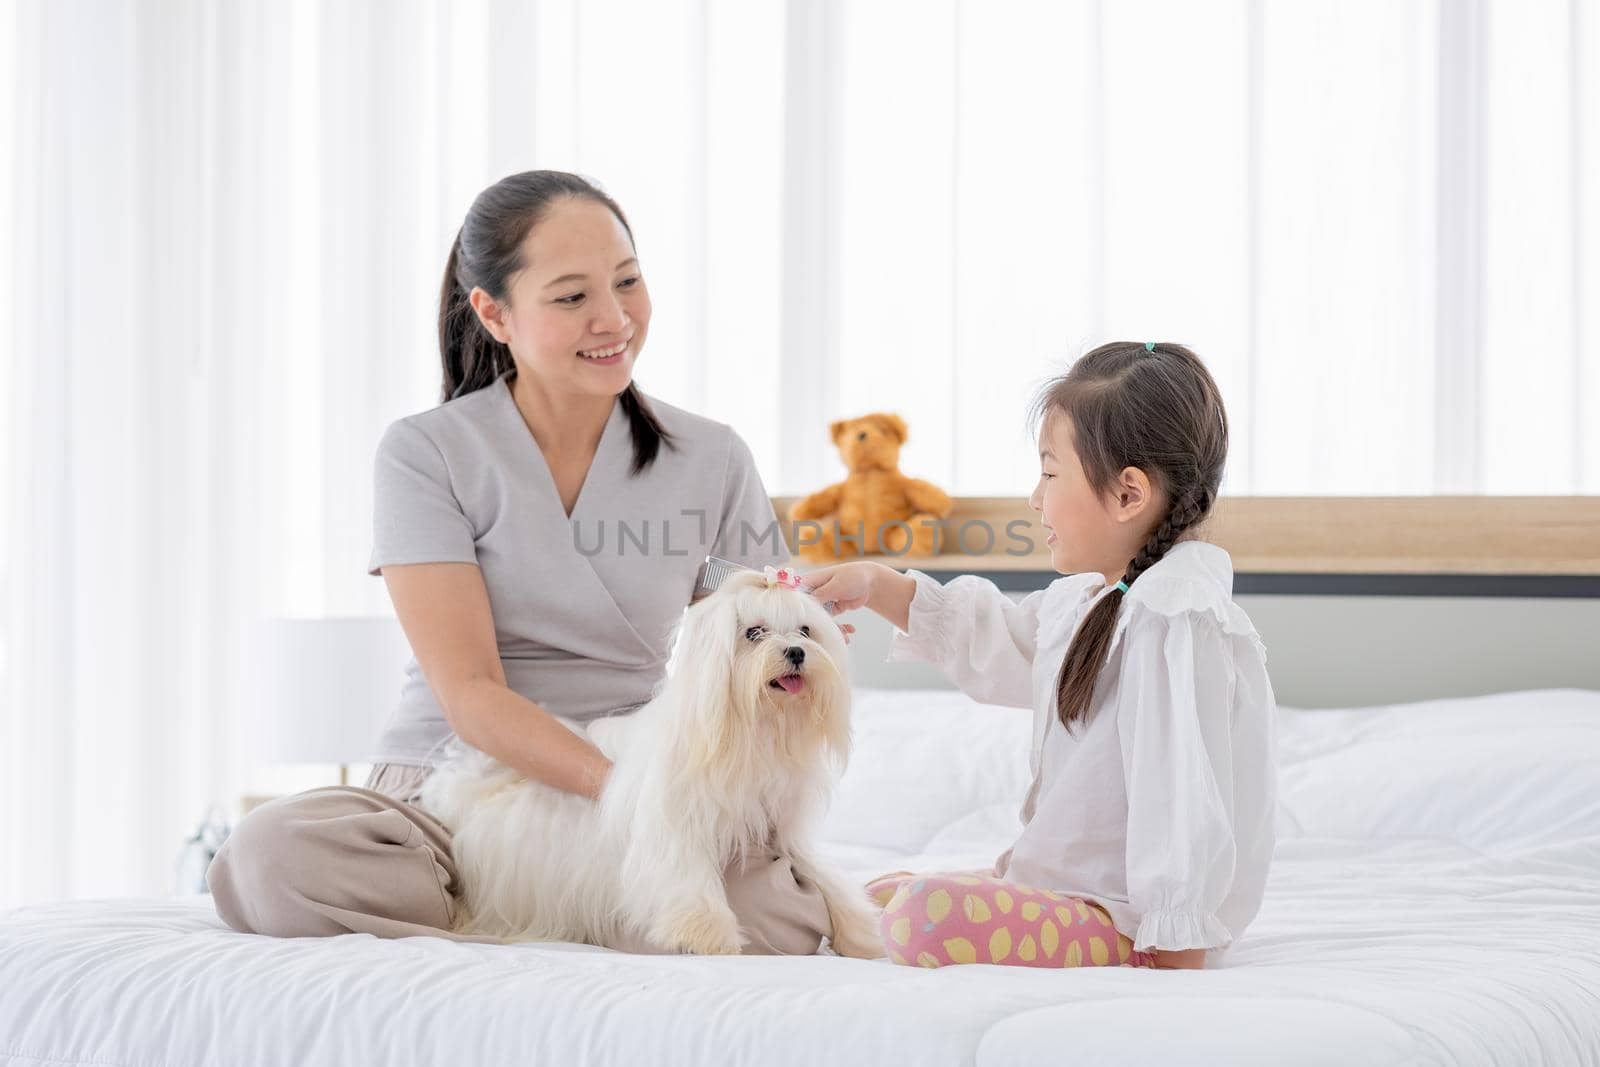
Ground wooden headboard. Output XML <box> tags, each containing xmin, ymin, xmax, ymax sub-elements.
<box><xmin>772</xmin><ymin>496</ymin><xmax>1600</xmax><ymax>597</ymax></box>
<box><xmin>771</xmin><ymin>495</ymin><xmax>1600</xmax><ymax>703</ymax></box>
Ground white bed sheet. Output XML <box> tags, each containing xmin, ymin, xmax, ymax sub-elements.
<box><xmin>4</xmin><ymin>688</ymin><xmax>1599</xmax><ymax>1067</ymax></box>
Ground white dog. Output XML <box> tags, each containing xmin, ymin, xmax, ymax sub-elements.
<box><xmin>419</xmin><ymin>569</ymin><xmax>883</xmax><ymax>958</ymax></box>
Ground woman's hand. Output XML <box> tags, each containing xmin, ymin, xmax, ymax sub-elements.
<box><xmin>586</xmin><ymin>753</ymin><xmax>615</xmax><ymax>801</ymax></box>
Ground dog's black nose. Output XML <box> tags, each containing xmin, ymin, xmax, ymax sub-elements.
<box><xmin>784</xmin><ymin>645</ymin><xmax>805</xmax><ymax>667</ymax></box>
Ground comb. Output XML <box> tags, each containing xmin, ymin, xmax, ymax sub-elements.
<box><xmin>696</xmin><ymin>555</ymin><xmax>748</xmax><ymax>595</ymax></box>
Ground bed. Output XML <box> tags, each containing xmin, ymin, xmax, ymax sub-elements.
<box><xmin>3</xmin><ymin>687</ymin><xmax>1599</xmax><ymax>1066</ymax></box>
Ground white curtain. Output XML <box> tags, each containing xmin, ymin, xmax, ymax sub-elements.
<box><xmin>2</xmin><ymin>0</ymin><xmax>1595</xmax><ymax>908</ymax></box>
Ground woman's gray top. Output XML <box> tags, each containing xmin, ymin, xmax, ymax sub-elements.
<box><xmin>367</xmin><ymin>373</ymin><xmax>788</xmax><ymax>764</ymax></box>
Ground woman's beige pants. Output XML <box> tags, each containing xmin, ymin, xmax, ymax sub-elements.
<box><xmin>208</xmin><ymin>763</ymin><xmax>833</xmax><ymax>954</ymax></box>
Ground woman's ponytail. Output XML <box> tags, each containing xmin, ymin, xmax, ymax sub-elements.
<box><xmin>437</xmin><ymin>231</ymin><xmax>513</xmax><ymax>404</ymax></box>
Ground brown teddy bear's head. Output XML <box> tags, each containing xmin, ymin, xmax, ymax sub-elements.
<box><xmin>829</xmin><ymin>412</ymin><xmax>909</xmax><ymax>474</ymax></box>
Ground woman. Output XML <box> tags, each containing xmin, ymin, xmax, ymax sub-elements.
<box><xmin>210</xmin><ymin>171</ymin><xmax>830</xmax><ymax>954</ymax></box>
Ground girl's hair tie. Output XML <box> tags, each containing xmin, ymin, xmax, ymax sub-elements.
<box><xmin>1114</xmin><ymin>580</ymin><xmax>1130</xmax><ymax>593</ymax></box>
<box><xmin>1143</xmin><ymin>341</ymin><xmax>1156</xmax><ymax>352</ymax></box>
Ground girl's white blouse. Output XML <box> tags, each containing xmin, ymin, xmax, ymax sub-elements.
<box><xmin>887</xmin><ymin>540</ymin><xmax>1277</xmax><ymax>953</ymax></box>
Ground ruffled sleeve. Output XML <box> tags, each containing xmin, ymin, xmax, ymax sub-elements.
<box><xmin>885</xmin><ymin>572</ymin><xmax>1050</xmax><ymax>709</ymax></box>
<box><xmin>1115</xmin><ymin>606</ymin><xmax>1242</xmax><ymax>952</ymax></box>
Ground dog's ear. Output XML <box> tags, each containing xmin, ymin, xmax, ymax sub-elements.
<box><xmin>666</xmin><ymin>592</ymin><xmax>742</xmax><ymax>770</ymax></box>
<box><xmin>803</xmin><ymin>604</ymin><xmax>854</xmax><ymax>764</ymax></box>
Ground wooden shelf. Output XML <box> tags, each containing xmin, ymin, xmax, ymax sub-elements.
<box><xmin>771</xmin><ymin>495</ymin><xmax>1600</xmax><ymax>577</ymax></box>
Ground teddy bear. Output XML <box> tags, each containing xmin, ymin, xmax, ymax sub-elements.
<box><xmin>789</xmin><ymin>412</ymin><xmax>953</xmax><ymax>561</ymax></box>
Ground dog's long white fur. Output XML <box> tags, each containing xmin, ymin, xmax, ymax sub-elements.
<box><xmin>419</xmin><ymin>572</ymin><xmax>883</xmax><ymax>957</ymax></box>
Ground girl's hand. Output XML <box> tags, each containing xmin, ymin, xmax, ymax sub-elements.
<box><xmin>799</xmin><ymin>562</ymin><xmax>880</xmax><ymax>615</ymax></box>
<box><xmin>801</xmin><ymin>561</ymin><xmax>917</xmax><ymax>632</ymax></box>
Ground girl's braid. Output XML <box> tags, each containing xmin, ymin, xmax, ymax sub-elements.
<box><xmin>1122</xmin><ymin>484</ymin><xmax>1214</xmax><ymax>586</ymax></box>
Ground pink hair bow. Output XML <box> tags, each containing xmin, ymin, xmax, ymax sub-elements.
<box><xmin>762</xmin><ymin>565</ymin><xmax>805</xmax><ymax>590</ymax></box>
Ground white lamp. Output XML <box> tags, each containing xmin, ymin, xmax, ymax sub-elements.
<box><xmin>257</xmin><ymin>617</ymin><xmax>412</xmax><ymax>785</ymax></box>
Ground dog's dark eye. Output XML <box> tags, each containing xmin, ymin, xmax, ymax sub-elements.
<box><xmin>744</xmin><ymin>626</ymin><xmax>765</xmax><ymax>642</ymax></box>
<box><xmin>799</xmin><ymin>625</ymin><xmax>811</xmax><ymax>638</ymax></box>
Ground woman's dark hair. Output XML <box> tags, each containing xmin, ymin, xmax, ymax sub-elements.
<box><xmin>1030</xmin><ymin>341</ymin><xmax>1229</xmax><ymax>730</ymax></box>
<box><xmin>439</xmin><ymin>170</ymin><xmax>673</xmax><ymax>474</ymax></box>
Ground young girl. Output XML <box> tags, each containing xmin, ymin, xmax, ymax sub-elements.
<box><xmin>803</xmin><ymin>341</ymin><xmax>1276</xmax><ymax>971</ymax></box>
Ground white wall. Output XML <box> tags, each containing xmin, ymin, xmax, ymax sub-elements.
<box><xmin>845</xmin><ymin>595</ymin><xmax>1600</xmax><ymax>709</ymax></box>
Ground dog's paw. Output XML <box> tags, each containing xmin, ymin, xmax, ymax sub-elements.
<box><xmin>828</xmin><ymin>900</ymin><xmax>887</xmax><ymax>960</ymax></box>
<box><xmin>652</xmin><ymin>903</ymin><xmax>744</xmax><ymax>956</ymax></box>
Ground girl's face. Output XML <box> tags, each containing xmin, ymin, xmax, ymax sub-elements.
<box><xmin>471</xmin><ymin>197</ymin><xmax>651</xmax><ymax>401</ymax></box>
<box><xmin>1028</xmin><ymin>413</ymin><xmax>1161</xmax><ymax>581</ymax></box>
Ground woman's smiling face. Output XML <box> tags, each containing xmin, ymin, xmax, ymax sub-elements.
<box><xmin>471</xmin><ymin>196</ymin><xmax>651</xmax><ymax>399</ymax></box>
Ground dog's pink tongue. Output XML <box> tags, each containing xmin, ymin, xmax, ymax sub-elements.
<box><xmin>777</xmin><ymin>674</ymin><xmax>806</xmax><ymax>694</ymax></box>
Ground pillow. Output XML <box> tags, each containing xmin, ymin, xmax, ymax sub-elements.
<box><xmin>1274</xmin><ymin>689</ymin><xmax>1600</xmax><ymax>849</ymax></box>
<box><xmin>824</xmin><ymin>690</ymin><xmax>1032</xmax><ymax>854</ymax></box>
<box><xmin>830</xmin><ymin>687</ymin><xmax>1600</xmax><ymax>861</ymax></box>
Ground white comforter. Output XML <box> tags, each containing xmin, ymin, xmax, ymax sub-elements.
<box><xmin>3</xmin><ymin>689</ymin><xmax>1599</xmax><ymax>1066</ymax></box>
